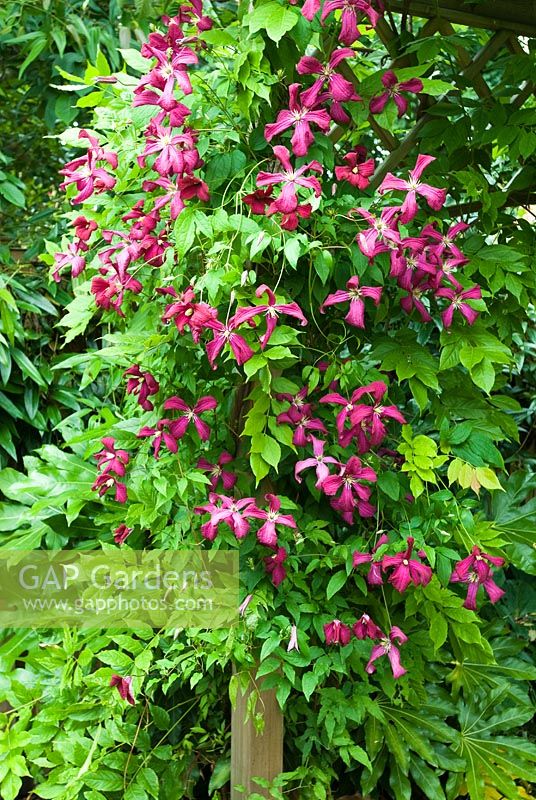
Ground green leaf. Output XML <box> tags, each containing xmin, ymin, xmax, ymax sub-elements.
<box><xmin>475</xmin><ymin>467</ymin><xmax>504</xmax><ymax>492</ymax></box>
<box><xmin>301</xmin><ymin>671</ymin><xmax>319</xmax><ymax>701</ymax></box>
<box><xmin>326</xmin><ymin>570</ymin><xmax>347</xmax><ymax>599</ymax></box>
<box><xmin>119</xmin><ymin>48</ymin><xmax>152</xmax><ymax>73</ymax></box>
<box><xmin>377</xmin><ymin>471</ymin><xmax>400</xmax><ymax>501</ymax></box>
<box><xmin>0</xmin><ymin>182</ymin><xmax>26</xmax><ymax>207</ymax></box>
<box><xmin>248</xmin><ymin>3</ymin><xmax>299</xmax><ymax>42</ymax></box>
<box><xmin>470</xmin><ymin>358</ymin><xmax>495</xmax><ymax>393</ymax></box>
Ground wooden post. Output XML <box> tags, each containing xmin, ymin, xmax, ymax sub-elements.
<box><xmin>231</xmin><ymin>670</ymin><xmax>284</xmax><ymax>799</ymax></box>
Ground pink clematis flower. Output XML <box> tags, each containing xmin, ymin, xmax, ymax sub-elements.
<box><xmin>52</xmin><ymin>243</ymin><xmax>86</xmax><ymax>283</ymax></box>
<box><xmin>276</xmin><ymin>386</ymin><xmax>312</xmax><ymax>414</ymax></box>
<box><xmin>320</xmin><ymin>276</ymin><xmax>382</xmax><ymax>328</ymax></box>
<box><xmin>110</xmin><ymin>674</ymin><xmax>135</xmax><ymax>705</ymax></box>
<box><xmin>197</xmin><ymin>452</ymin><xmax>237</xmax><ymax>491</ymax></box>
<box><xmin>164</xmin><ymin>395</ymin><xmax>217</xmax><ymax>441</ymax></box>
<box><xmin>321</xmin><ymin>456</ymin><xmax>377</xmax><ymax>522</ymax></box>
<box><xmin>137</xmin><ymin>419</ymin><xmax>179</xmax><ymax>459</ymax></box>
<box><xmin>353</xmin><ymin>613</ymin><xmax>383</xmax><ymax>639</ymax></box>
<box><xmin>113</xmin><ymin>525</ymin><xmax>133</xmax><ymax>545</ymax></box>
<box><xmin>382</xmin><ymin>537</ymin><xmax>432</xmax><ymax>592</ymax></box>
<box><xmin>92</xmin><ymin>473</ymin><xmax>128</xmax><ymax>503</ymax></box>
<box><xmin>264</xmin><ymin>83</ymin><xmax>331</xmax><ymax>157</ymax></box>
<box><xmin>289</xmin><ymin>0</ymin><xmax>321</xmax><ymax>20</ymax></box>
<box><xmin>264</xmin><ymin>546</ymin><xmax>288</xmax><ymax>587</ymax></box>
<box><xmin>378</xmin><ymin>155</ymin><xmax>447</xmax><ymax>223</ymax></box>
<box><xmin>365</xmin><ymin>626</ymin><xmax>408</xmax><ymax>679</ymax></box>
<box><xmin>243</xmin><ymin>186</ymin><xmax>274</xmax><ymax>214</ymax></box>
<box><xmin>324</xmin><ymin>619</ymin><xmax>352</xmax><ymax>645</ymax></box>
<box><xmin>138</xmin><ymin>124</ymin><xmax>201</xmax><ymax>176</ymax></box>
<box><xmin>160</xmin><ymin>285</ymin><xmax>217</xmax><ymax>338</ymax></box>
<box><xmin>248</xmin><ymin>494</ymin><xmax>297</xmax><ymax>548</ymax></box>
<box><xmin>389</xmin><ymin>236</ymin><xmax>438</xmax><ymax>288</ymax></box>
<box><xmin>91</xmin><ymin>264</ymin><xmax>143</xmax><ymax>317</ymax></box>
<box><xmin>335</xmin><ymin>146</ymin><xmax>375</xmax><ymax>189</ymax></box>
<box><xmin>194</xmin><ymin>493</ymin><xmax>257</xmax><ymax>540</ymax></box>
<box><xmin>435</xmin><ymin>285</ymin><xmax>482</xmax><ymax>327</ymax></box>
<box><xmin>59</xmin><ymin>130</ymin><xmax>117</xmax><ymax>204</ymax></box>
<box><xmin>321</xmin><ymin>0</ymin><xmax>381</xmax><ymax>44</ymax></box>
<box><xmin>124</xmin><ymin>365</ymin><xmax>159</xmax><ymax>411</ymax></box>
<box><xmin>256</xmin><ymin>145</ymin><xmax>322</xmax><ymax>216</ymax></box>
<box><xmin>450</xmin><ymin>546</ymin><xmax>505</xmax><ymax>610</ymax></box>
<box><xmin>204</xmin><ymin>315</ymin><xmax>255</xmax><ymax>369</ymax></box>
<box><xmin>342</xmin><ymin>381</ymin><xmax>406</xmax><ymax>450</ymax></box>
<box><xmin>399</xmin><ymin>276</ymin><xmax>433</xmax><ymax>323</ymax></box>
<box><xmin>422</xmin><ymin>221</ymin><xmax>469</xmax><ymax>262</ymax></box>
<box><xmin>369</xmin><ymin>70</ymin><xmax>423</xmax><ymax>117</ymax></box>
<box><xmin>233</xmin><ymin>283</ymin><xmax>308</xmax><ymax>349</ymax></box>
<box><xmin>355</xmin><ymin>206</ymin><xmax>401</xmax><ymax>258</ymax></box>
<box><xmin>277</xmin><ymin>405</ymin><xmax>327</xmax><ymax>447</ymax></box>
<box><xmin>294</xmin><ymin>436</ymin><xmax>340</xmax><ymax>488</ymax></box>
<box><xmin>280</xmin><ymin>203</ymin><xmax>313</xmax><ymax>230</ymax></box>
<box><xmin>143</xmin><ymin>173</ymin><xmax>209</xmax><ymax>219</ymax></box>
<box><xmin>73</xmin><ymin>215</ymin><xmax>98</xmax><ymax>242</ymax></box>
<box><xmin>95</xmin><ymin>437</ymin><xmax>129</xmax><ymax>477</ymax></box>
<box><xmin>297</xmin><ymin>49</ymin><xmax>360</xmax><ymax>104</ymax></box>
<box><xmin>136</xmin><ymin>45</ymin><xmax>198</xmax><ymax>101</ymax></box>
<box><xmin>352</xmin><ymin>533</ymin><xmax>389</xmax><ymax>585</ymax></box>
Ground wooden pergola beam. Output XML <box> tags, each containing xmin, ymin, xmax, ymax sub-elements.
<box><xmin>384</xmin><ymin>0</ymin><xmax>536</xmax><ymax>36</ymax></box>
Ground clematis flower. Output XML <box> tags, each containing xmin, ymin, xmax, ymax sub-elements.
<box><xmin>95</xmin><ymin>437</ymin><xmax>129</xmax><ymax>477</ymax></box>
<box><xmin>124</xmin><ymin>365</ymin><xmax>159</xmax><ymax>411</ymax></box>
<box><xmin>342</xmin><ymin>381</ymin><xmax>406</xmax><ymax>450</ymax></box>
<box><xmin>233</xmin><ymin>283</ymin><xmax>308</xmax><ymax>349</ymax></box>
<box><xmin>264</xmin><ymin>83</ymin><xmax>331</xmax><ymax>157</ymax></box>
<box><xmin>450</xmin><ymin>546</ymin><xmax>505</xmax><ymax>610</ymax></box>
<box><xmin>324</xmin><ymin>619</ymin><xmax>352</xmax><ymax>645</ymax></box>
<box><xmin>73</xmin><ymin>215</ymin><xmax>98</xmax><ymax>242</ymax></box>
<box><xmin>59</xmin><ymin>130</ymin><xmax>117</xmax><ymax>204</ymax></box>
<box><xmin>399</xmin><ymin>277</ymin><xmax>433</xmax><ymax>323</ymax></box>
<box><xmin>321</xmin><ymin>0</ymin><xmax>381</xmax><ymax>44</ymax></box>
<box><xmin>138</xmin><ymin>124</ymin><xmax>201</xmax><ymax>176</ymax></box>
<box><xmin>243</xmin><ymin>186</ymin><xmax>274</xmax><ymax>214</ymax></box>
<box><xmin>256</xmin><ymin>145</ymin><xmax>322</xmax><ymax>216</ymax></box>
<box><xmin>248</xmin><ymin>494</ymin><xmax>297</xmax><ymax>548</ymax></box>
<box><xmin>321</xmin><ymin>456</ymin><xmax>377</xmax><ymax>522</ymax></box>
<box><xmin>289</xmin><ymin>0</ymin><xmax>321</xmax><ymax>21</ymax></box>
<box><xmin>365</xmin><ymin>626</ymin><xmax>407</xmax><ymax>679</ymax></box>
<box><xmin>369</xmin><ymin>70</ymin><xmax>423</xmax><ymax>117</ymax></box>
<box><xmin>378</xmin><ymin>155</ymin><xmax>447</xmax><ymax>223</ymax></box>
<box><xmin>52</xmin><ymin>243</ymin><xmax>86</xmax><ymax>283</ymax></box>
<box><xmin>92</xmin><ymin>473</ymin><xmax>127</xmax><ymax>503</ymax></box>
<box><xmin>435</xmin><ymin>285</ymin><xmax>481</xmax><ymax>327</ymax></box>
<box><xmin>335</xmin><ymin>147</ymin><xmax>375</xmax><ymax>189</ymax></box>
<box><xmin>382</xmin><ymin>537</ymin><xmax>432</xmax><ymax>592</ymax></box>
<box><xmin>277</xmin><ymin>405</ymin><xmax>327</xmax><ymax>447</ymax></box>
<box><xmin>91</xmin><ymin>264</ymin><xmax>143</xmax><ymax>317</ymax></box>
<box><xmin>294</xmin><ymin>436</ymin><xmax>340</xmax><ymax>488</ymax></box>
<box><xmin>143</xmin><ymin>174</ymin><xmax>209</xmax><ymax>219</ymax></box>
<box><xmin>390</xmin><ymin>236</ymin><xmax>438</xmax><ymax>288</ymax></box>
<box><xmin>194</xmin><ymin>493</ymin><xmax>257</xmax><ymax>540</ymax></box>
<box><xmin>176</xmin><ymin>0</ymin><xmax>213</xmax><ymax>32</ymax></box>
<box><xmin>137</xmin><ymin>419</ymin><xmax>179</xmax><ymax>459</ymax></box>
<box><xmin>297</xmin><ymin>49</ymin><xmax>360</xmax><ymax>104</ymax></box>
<box><xmin>276</xmin><ymin>386</ymin><xmax>312</xmax><ymax>415</ymax></box>
<box><xmin>353</xmin><ymin>613</ymin><xmax>383</xmax><ymax>639</ymax></box>
<box><xmin>320</xmin><ymin>276</ymin><xmax>382</xmax><ymax>328</ymax></box>
<box><xmin>110</xmin><ymin>674</ymin><xmax>135</xmax><ymax>705</ymax></box>
<box><xmin>352</xmin><ymin>533</ymin><xmax>389</xmax><ymax>585</ymax></box>
<box><xmin>422</xmin><ymin>221</ymin><xmax>469</xmax><ymax>262</ymax></box>
<box><xmin>160</xmin><ymin>285</ymin><xmax>217</xmax><ymax>338</ymax></box>
<box><xmin>204</xmin><ymin>316</ymin><xmax>255</xmax><ymax>369</ymax></box>
<box><xmin>141</xmin><ymin>16</ymin><xmax>190</xmax><ymax>60</ymax></box>
<box><xmin>113</xmin><ymin>525</ymin><xmax>133</xmax><ymax>545</ymax></box>
<box><xmin>132</xmin><ymin>87</ymin><xmax>191</xmax><ymax>127</ymax></box>
<box><xmin>164</xmin><ymin>395</ymin><xmax>217</xmax><ymax>441</ymax></box>
<box><xmin>280</xmin><ymin>203</ymin><xmax>312</xmax><ymax>230</ymax></box>
<box><xmin>355</xmin><ymin>206</ymin><xmax>401</xmax><ymax>258</ymax></box>
<box><xmin>287</xmin><ymin>624</ymin><xmax>300</xmax><ymax>652</ymax></box>
<box><xmin>136</xmin><ymin>45</ymin><xmax>198</xmax><ymax>100</ymax></box>
<box><xmin>264</xmin><ymin>546</ymin><xmax>288</xmax><ymax>587</ymax></box>
<box><xmin>197</xmin><ymin>452</ymin><xmax>237</xmax><ymax>491</ymax></box>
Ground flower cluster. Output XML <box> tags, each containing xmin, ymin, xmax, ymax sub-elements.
<box><xmin>324</xmin><ymin>618</ymin><xmax>408</xmax><ymax>679</ymax></box>
<box><xmin>91</xmin><ymin>437</ymin><xmax>129</xmax><ymax>503</ymax></box>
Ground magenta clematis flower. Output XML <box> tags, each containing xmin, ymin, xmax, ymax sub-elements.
<box><xmin>233</xmin><ymin>283</ymin><xmax>308</xmax><ymax>349</ymax></box>
<box><xmin>422</xmin><ymin>221</ymin><xmax>469</xmax><ymax>262</ymax></box>
<box><xmin>243</xmin><ymin>186</ymin><xmax>274</xmax><ymax>214</ymax></box>
<box><xmin>138</xmin><ymin>124</ymin><xmax>201</xmax><ymax>176</ymax></box>
<box><xmin>264</xmin><ymin>83</ymin><xmax>331</xmax><ymax>157</ymax></box>
<box><xmin>124</xmin><ymin>365</ymin><xmax>159</xmax><ymax>411</ymax></box>
<box><xmin>52</xmin><ymin>243</ymin><xmax>86</xmax><ymax>283</ymax></box>
<box><xmin>276</xmin><ymin>386</ymin><xmax>312</xmax><ymax>414</ymax></box>
<box><xmin>389</xmin><ymin>236</ymin><xmax>438</xmax><ymax>288</ymax></box>
<box><xmin>164</xmin><ymin>395</ymin><xmax>217</xmax><ymax>441</ymax></box>
<box><xmin>92</xmin><ymin>473</ymin><xmax>128</xmax><ymax>503</ymax></box>
<box><xmin>95</xmin><ymin>437</ymin><xmax>129</xmax><ymax>477</ymax></box>
<box><xmin>294</xmin><ymin>436</ymin><xmax>340</xmax><ymax>488</ymax></box>
<box><xmin>365</xmin><ymin>626</ymin><xmax>408</xmax><ymax>679</ymax></box>
<box><xmin>143</xmin><ymin>173</ymin><xmax>209</xmax><ymax>219</ymax></box>
<box><xmin>264</xmin><ymin>547</ymin><xmax>288</xmax><ymax>587</ymax></box>
<box><xmin>136</xmin><ymin>45</ymin><xmax>198</xmax><ymax>101</ymax></box>
<box><xmin>113</xmin><ymin>525</ymin><xmax>133</xmax><ymax>545</ymax></box>
<box><xmin>355</xmin><ymin>206</ymin><xmax>401</xmax><ymax>258</ymax></box>
<box><xmin>110</xmin><ymin>674</ymin><xmax>135</xmax><ymax>705</ymax></box>
<box><xmin>204</xmin><ymin>315</ymin><xmax>255</xmax><ymax>369</ymax></box>
<box><xmin>256</xmin><ymin>145</ymin><xmax>322</xmax><ymax>216</ymax></box>
<box><xmin>378</xmin><ymin>155</ymin><xmax>447</xmax><ymax>223</ymax></box>
<box><xmin>369</xmin><ymin>70</ymin><xmax>423</xmax><ymax>117</ymax></box>
<box><xmin>91</xmin><ymin>264</ymin><xmax>143</xmax><ymax>317</ymax></box>
<box><xmin>436</xmin><ymin>285</ymin><xmax>482</xmax><ymax>327</ymax></box>
<box><xmin>342</xmin><ymin>381</ymin><xmax>406</xmax><ymax>450</ymax></box>
<box><xmin>352</xmin><ymin>533</ymin><xmax>389</xmax><ymax>585</ymax></box>
<box><xmin>197</xmin><ymin>452</ymin><xmax>237</xmax><ymax>491</ymax></box>
<box><xmin>399</xmin><ymin>277</ymin><xmax>433</xmax><ymax>323</ymax></box>
<box><xmin>280</xmin><ymin>203</ymin><xmax>313</xmax><ymax>230</ymax></box>
<box><xmin>335</xmin><ymin>147</ymin><xmax>375</xmax><ymax>189</ymax></box>
<box><xmin>137</xmin><ymin>419</ymin><xmax>179</xmax><ymax>459</ymax></box>
<box><xmin>73</xmin><ymin>215</ymin><xmax>98</xmax><ymax>242</ymax></box>
<box><xmin>59</xmin><ymin>130</ymin><xmax>117</xmax><ymax>204</ymax></box>
<box><xmin>248</xmin><ymin>494</ymin><xmax>297</xmax><ymax>547</ymax></box>
<box><xmin>141</xmin><ymin>16</ymin><xmax>189</xmax><ymax>60</ymax></box>
<box><xmin>321</xmin><ymin>456</ymin><xmax>377</xmax><ymax>522</ymax></box>
<box><xmin>321</xmin><ymin>0</ymin><xmax>381</xmax><ymax>44</ymax></box>
<box><xmin>194</xmin><ymin>493</ymin><xmax>257</xmax><ymax>540</ymax></box>
<box><xmin>450</xmin><ymin>546</ymin><xmax>505</xmax><ymax>610</ymax></box>
<box><xmin>175</xmin><ymin>0</ymin><xmax>213</xmax><ymax>32</ymax></box>
<box><xmin>320</xmin><ymin>276</ymin><xmax>382</xmax><ymax>328</ymax></box>
<box><xmin>289</xmin><ymin>0</ymin><xmax>321</xmax><ymax>20</ymax></box>
<box><xmin>324</xmin><ymin>619</ymin><xmax>352</xmax><ymax>645</ymax></box>
<box><xmin>297</xmin><ymin>49</ymin><xmax>360</xmax><ymax>104</ymax></box>
<box><xmin>353</xmin><ymin>613</ymin><xmax>383</xmax><ymax>640</ymax></box>
<box><xmin>160</xmin><ymin>286</ymin><xmax>217</xmax><ymax>338</ymax></box>
<box><xmin>277</xmin><ymin>405</ymin><xmax>327</xmax><ymax>447</ymax></box>
<box><xmin>382</xmin><ymin>537</ymin><xmax>432</xmax><ymax>592</ymax></box>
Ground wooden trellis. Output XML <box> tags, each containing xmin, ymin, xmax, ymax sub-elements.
<box><xmin>230</xmin><ymin>4</ymin><xmax>535</xmax><ymax>798</ymax></box>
